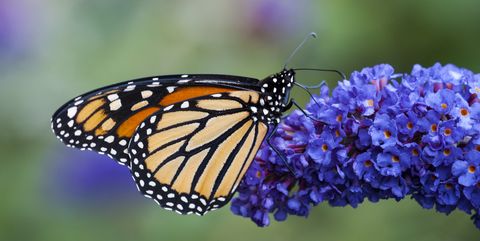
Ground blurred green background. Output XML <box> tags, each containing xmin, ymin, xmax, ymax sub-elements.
<box><xmin>1</xmin><ymin>0</ymin><xmax>479</xmax><ymax>240</ymax></box>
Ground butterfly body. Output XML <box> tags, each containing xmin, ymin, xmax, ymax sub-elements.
<box><xmin>51</xmin><ymin>69</ymin><xmax>296</xmax><ymax>215</ymax></box>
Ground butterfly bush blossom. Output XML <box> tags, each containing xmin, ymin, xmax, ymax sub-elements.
<box><xmin>230</xmin><ymin>63</ymin><xmax>480</xmax><ymax>229</ymax></box>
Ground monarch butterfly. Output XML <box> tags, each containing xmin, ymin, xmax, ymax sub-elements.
<box><xmin>51</xmin><ymin>33</ymin><xmax>343</xmax><ymax>215</ymax></box>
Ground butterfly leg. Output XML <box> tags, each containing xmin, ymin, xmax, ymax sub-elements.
<box><xmin>266</xmin><ymin>124</ymin><xmax>297</xmax><ymax>176</ymax></box>
<box><xmin>291</xmin><ymin>82</ymin><xmax>327</xmax><ymax>113</ymax></box>
<box><xmin>288</xmin><ymin>99</ymin><xmax>326</xmax><ymax>124</ymax></box>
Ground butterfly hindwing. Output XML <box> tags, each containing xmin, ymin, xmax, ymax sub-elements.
<box><xmin>128</xmin><ymin>91</ymin><xmax>268</xmax><ymax>215</ymax></box>
<box><xmin>51</xmin><ymin>74</ymin><xmax>260</xmax><ymax>166</ymax></box>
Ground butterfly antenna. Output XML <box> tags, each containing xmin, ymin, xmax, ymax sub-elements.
<box><xmin>283</xmin><ymin>32</ymin><xmax>317</xmax><ymax>70</ymax></box>
<box><xmin>293</xmin><ymin>82</ymin><xmax>324</xmax><ymax>109</ymax></box>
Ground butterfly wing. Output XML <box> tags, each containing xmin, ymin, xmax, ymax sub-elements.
<box><xmin>51</xmin><ymin>74</ymin><xmax>260</xmax><ymax>166</ymax></box>
<box><xmin>128</xmin><ymin>90</ymin><xmax>268</xmax><ymax>215</ymax></box>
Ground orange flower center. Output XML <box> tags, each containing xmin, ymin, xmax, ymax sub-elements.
<box><xmin>384</xmin><ymin>130</ymin><xmax>392</xmax><ymax>139</ymax></box>
<box><xmin>335</xmin><ymin>130</ymin><xmax>340</xmax><ymax>137</ymax></box>
<box><xmin>407</xmin><ymin>122</ymin><xmax>413</xmax><ymax>129</ymax></box>
<box><xmin>391</xmin><ymin>155</ymin><xmax>400</xmax><ymax>163</ymax></box>
<box><xmin>460</xmin><ymin>108</ymin><xmax>469</xmax><ymax>116</ymax></box>
<box><xmin>336</xmin><ymin>114</ymin><xmax>343</xmax><ymax>122</ymax></box>
<box><xmin>364</xmin><ymin>160</ymin><xmax>373</xmax><ymax>167</ymax></box>
<box><xmin>476</xmin><ymin>145</ymin><xmax>480</xmax><ymax>152</ymax></box>
<box><xmin>468</xmin><ymin>165</ymin><xmax>476</xmax><ymax>173</ymax></box>
<box><xmin>441</xmin><ymin>103</ymin><xmax>448</xmax><ymax>109</ymax></box>
<box><xmin>366</xmin><ymin>99</ymin><xmax>374</xmax><ymax>107</ymax></box>
<box><xmin>412</xmin><ymin>149</ymin><xmax>419</xmax><ymax>156</ymax></box>
<box><xmin>443</xmin><ymin>149</ymin><xmax>451</xmax><ymax>156</ymax></box>
<box><xmin>445</xmin><ymin>183</ymin><xmax>453</xmax><ymax>189</ymax></box>
<box><xmin>430</xmin><ymin>124</ymin><xmax>437</xmax><ymax>132</ymax></box>
<box><xmin>443</xmin><ymin>128</ymin><xmax>452</xmax><ymax>136</ymax></box>
<box><xmin>256</xmin><ymin>171</ymin><xmax>262</xmax><ymax>178</ymax></box>
<box><xmin>321</xmin><ymin>144</ymin><xmax>329</xmax><ymax>152</ymax></box>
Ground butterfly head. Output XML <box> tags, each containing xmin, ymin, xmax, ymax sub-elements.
<box><xmin>257</xmin><ymin>69</ymin><xmax>295</xmax><ymax>124</ymax></box>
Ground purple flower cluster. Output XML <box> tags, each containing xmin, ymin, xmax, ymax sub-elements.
<box><xmin>230</xmin><ymin>63</ymin><xmax>480</xmax><ymax>229</ymax></box>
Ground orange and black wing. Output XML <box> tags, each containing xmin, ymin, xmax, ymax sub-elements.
<box><xmin>51</xmin><ymin>74</ymin><xmax>260</xmax><ymax>166</ymax></box>
<box><xmin>128</xmin><ymin>90</ymin><xmax>268</xmax><ymax>215</ymax></box>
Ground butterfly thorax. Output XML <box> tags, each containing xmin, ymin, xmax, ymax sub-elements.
<box><xmin>254</xmin><ymin>69</ymin><xmax>295</xmax><ymax>125</ymax></box>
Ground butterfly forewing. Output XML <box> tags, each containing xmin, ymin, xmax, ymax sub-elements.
<box><xmin>51</xmin><ymin>74</ymin><xmax>259</xmax><ymax>166</ymax></box>
<box><xmin>128</xmin><ymin>91</ymin><xmax>268</xmax><ymax>215</ymax></box>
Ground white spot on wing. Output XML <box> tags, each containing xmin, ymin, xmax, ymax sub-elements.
<box><xmin>124</xmin><ymin>85</ymin><xmax>136</xmax><ymax>92</ymax></box>
<box><xmin>150</xmin><ymin>116</ymin><xmax>156</xmax><ymax>123</ymax></box>
<box><xmin>107</xmin><ymin>94</ymin><xmax>119</xmax><ymax>101</ymax></box>
<box><xmin>178</xmin><ymin>79</ymin><xmax>190</xmax><ymax>83</ymax></box>
<box><xmin>148</xmin><ymin>82</ymin><xmax>160</xmax><ymax>87</ymax></box>
<box><xmin>67</xmin><ymin>107</ymin><xmax>77</xmax><ymax>118</ymax></box>
<box><xmin>181</xmin><ymin>101</ymin><xmax>189</xmax><ymax>108</ymax></box>
<box><xmin>164</xmin><ymin>105</ymin><xmax>173</xmax><ymax>111</ymax></box>
<box><xmin>104</xmin><ymin>135</ymin><xmax>114</xmax><ymax>143</ymax></box>
<box><xmin>167</xmin><ymin>86</ymin><xmax>176</xmax><ymax>93</ymax></box>
<box><xmin>141</xmin><ymin>90</ymin><xmax>153</xmax><ymax>99</ymax></box>
<box><xmin>110</xmin><ymin>99</ymin><xmax>122</xmax><ymax>111</ymax></box>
